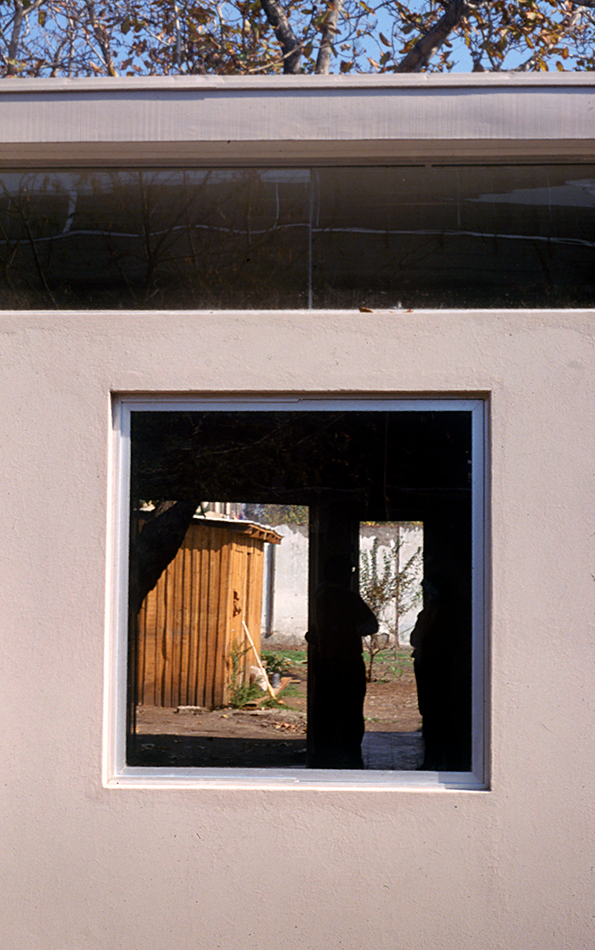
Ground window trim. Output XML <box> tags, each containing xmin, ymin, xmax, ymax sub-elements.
<box><xmin>104</xmin><ymin>393</ymin><xmax>489</xmax><ymax>791</ymax></box>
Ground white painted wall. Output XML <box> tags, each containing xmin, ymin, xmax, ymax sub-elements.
<box><xmin>263</xmin><ymin>523</ymin><xmax>423</xmax><ymax>646</ymax></box>
<box><xmin>360</xmin><ymin>522</ymin><xmax>423</xmax><ymax>645</ymax></box>
<box><xmin>2</xmin><ymin>307</ymin><xmax>595</xmax><ymax>949</ymax></box>
<box><xmin>262</xmin><ymin>523</ymin><xmax>309</xmax><ymax>644</ymax></box>
<box><xmin>1</xmin><ymin>73</ymin><xmax>595</xmax><ymax>165</ymax></box>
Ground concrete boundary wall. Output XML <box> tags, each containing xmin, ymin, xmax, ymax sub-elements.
<box><xmin>262</xmin><ymin>522</ymin><xmax>423</xmax><ymax>646</ymax></box>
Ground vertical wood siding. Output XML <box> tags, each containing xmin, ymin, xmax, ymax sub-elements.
<box><xmin>136</xmin><ymin>521</ymin><xmax>273</xmax><ymax>708</ymax></box>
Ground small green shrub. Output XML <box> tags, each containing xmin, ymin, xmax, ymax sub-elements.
<box><xmin>228</xmin><ymin>643</ymin><xmax>261</xmax><ymax>708</ymax></box>
<box><xmin>262</xmin><ymin>652</ymin><xmax>291</xmax><ymax>676</ymax></box>
<box><xmin>259</xmin><ymin>696</ymin><xmax>284</xmax><ymax>709</ymax></box>
<box><xmin>229</xmin><ymin>681</ymin><xmax>261</xmax><ymax>708</ymax></box>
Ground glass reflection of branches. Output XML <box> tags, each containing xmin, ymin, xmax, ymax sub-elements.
<box><xmin>1</xmin><ymin>165</ymin><xmax>595</xmax><ymax>309</ymax></box>
<box><xmin>0</xmin><ymin>169</ymin><xmax>311</xmax><ymax>309</ymax></box>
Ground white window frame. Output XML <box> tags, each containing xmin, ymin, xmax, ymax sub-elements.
<box><xmin>105</xmin><ymin>394</ymin><xmax>488</xmax><ymax>790</ymax></box>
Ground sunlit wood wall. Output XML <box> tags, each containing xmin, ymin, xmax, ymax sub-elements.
<box><xmin>136</xmin><ymin>519</ymin><xmax>280</xmax><ymax>708</ymax></box>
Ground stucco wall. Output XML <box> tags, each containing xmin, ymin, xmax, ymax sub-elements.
<box><xmin>2</xmin><ymin>308</ymin><xmax>594</xmax><ymax>949</ymax></box>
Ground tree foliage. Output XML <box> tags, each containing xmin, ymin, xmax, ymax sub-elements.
<box><xmin>244</xmin><ymin>503</ymin><xmax>309</xmax><ymax>525</ymax></box>
<box><xmin>359</xmin><ymin>532</ymin><xmax>422</xmax><ymax>680</ymax></box>
<box><xmin>1</xmin><ymin>0</ymin><xmax>595</xmax><ymax>78</ymax></box>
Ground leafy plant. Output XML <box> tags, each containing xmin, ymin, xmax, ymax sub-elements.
<box><xmin>259</xmin><ymin>695</ymin><xmax>285</xmax><ymax>709</ymax></box>
<box><xmin>244</xmin><ymin>504</ymin><xmax>308</xmax><ymax>526</ymax></box>
<box><xmin>360</xmin><ymin>530</ymin><xmax>422</xmax><ymax>682</ymax></box>
<box><xmin>261</xmin><ymin>651</ymin><xmax>291</xmax><ymax>676</ymax></box>
<box><xmin>388</xmin><ymin>650</ymin><xmax>415</xmax><ymax>681</ymax></box>
<box><xmin>228</xmin><ymin>643</ymin><xmax>261</xmax><ymax>709</ymax></box>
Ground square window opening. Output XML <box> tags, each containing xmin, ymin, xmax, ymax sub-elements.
<box><xmin>108</xmin><ymin>396</ymin><xmax>488</xmax><ymax>789</ymax></box>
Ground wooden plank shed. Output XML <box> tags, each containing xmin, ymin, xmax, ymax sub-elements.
<box><xmin>136</xmin><ymin>515</ymin><xmax>281</xmax><ymax>709</ymax></box>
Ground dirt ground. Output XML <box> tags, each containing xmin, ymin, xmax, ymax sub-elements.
<box><xmin>133</xmin><ymin>649</ymin><xmax>422</xmax><ymax>769</ymax></box>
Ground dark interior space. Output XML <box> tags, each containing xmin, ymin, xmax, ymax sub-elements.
<box><xmin>127</xmin><ymin>407</ymin><xmax>473</xmax><ymax>771</ymax></box>
<box><xmin>2</xmin><ymin>165</ymin><xmax>594</xmax><ymax>309</ymax></box>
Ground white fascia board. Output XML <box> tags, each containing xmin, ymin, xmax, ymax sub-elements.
<box><xmin>0</xmin><ymin>74</ymin><xmax>594</xmax><ymax>166</ymax></box>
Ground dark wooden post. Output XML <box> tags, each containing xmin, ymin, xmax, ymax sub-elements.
<box><xmin>307</xmin><ymin>499</ymin><xmax>361</xmax><ymax>767</ymax></box>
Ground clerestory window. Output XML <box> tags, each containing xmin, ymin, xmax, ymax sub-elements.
<box><xmin>1</xmin><ymin>164</ymin><xmax>594</xmax><ymax>310</ymax></box>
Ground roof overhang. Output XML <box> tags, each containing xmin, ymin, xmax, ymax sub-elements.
<box><xmin>0</xmin><ymin>73</ymin><xmax>593</xmax><ymax>166</ymax></box>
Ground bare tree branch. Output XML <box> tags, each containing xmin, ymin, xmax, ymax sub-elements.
<box><xmin>315</xmin><ymin>0</ymin><xmax>344</xmax><ymax>74</ymax></box>
<box><xmin>5</xmin><ymin>0</ymin><xmax>45</xmax><ymax>76</ymax></box>
<box><xmin>2</xmin><ymin>0</ymin><xmax>595</xmax><ymax>81</ymax></box>
<box><xmin>245</xmin><ymin>44</ymin><xmax>303</xmax><ymax>72</ymax></box>
<box><xmin>83</xmin><ymin>0</ymin><xmax>118</xmax><ymax>75</ymax></box>
<box><xmin>260</xmin><ymin>0</ymin><xmax>301</xmax><ymax>72</ymax></box>
<box><xmin>395</xmin><ymin>0</ymin><xmax>470</xmax><ymax>72</ymax></box>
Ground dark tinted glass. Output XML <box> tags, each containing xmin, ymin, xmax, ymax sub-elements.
<box><xmin>1</xmin><ymin>166</ymin><xmax>593</xmax><ymax>309</ymax></box>
<box><xmin>128</xmin><ymin>409</ymin><xmax>473</xmax><ymax>771</ymax></box>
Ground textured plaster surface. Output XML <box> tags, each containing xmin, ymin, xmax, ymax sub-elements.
<box><xmin>1</xmin><ymin>309</ymin><xmax>594</xmax><ymax>949</ymax></box>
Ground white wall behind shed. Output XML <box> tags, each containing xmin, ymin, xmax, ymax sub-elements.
<box><xmin>262</xmin><ymin>523</ymin><xmax>309</xmax><ymax>644</ymax></box>
<box><xmin>262</xmin><ymin>522</ymin><xmax>423</xmax><ymax>646</ymax></box>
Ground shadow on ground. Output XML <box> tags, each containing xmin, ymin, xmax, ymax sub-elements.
<box><xmin>129</xmin><ymin>730</ymin><xmax>424</xmax><ymax>770</ymax></box>
<box><xmin>129</xmin><ymin>733</ymin><xmax>307</xmax><ymax>768</ymax></box>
